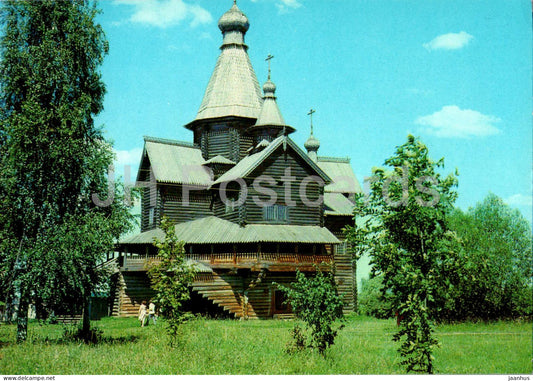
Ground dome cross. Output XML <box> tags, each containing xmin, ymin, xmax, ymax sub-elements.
<box><xmin>265</xmin><ymin>54</ymin><xmax>274</xmax><ymax>80</ymax></box>
<box><xmin>307</xmin><ymin>108</ymin><xmax>316</xmax><ymax>135</ymax></box>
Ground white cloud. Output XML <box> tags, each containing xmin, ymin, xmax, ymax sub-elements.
<box><xmin>188</xmin><ymin>5</ymin><xmax>212</xmax><ymax>27</ymax></box>
<box><xmin>279</xmin><ymin>0</ymin><xmax>302</xmax><ymax>8</ymax></box>
<box><xmin>504</xmin><ymin>194</ymin><xmax>533</xmax><ymax>206</ymax></box>
<box><xmin>415</xmin><ymin>105</ymin><xmax>502</xmax><ymax>138</ymax></box>
<box><xmin>114</xmin><ymin>0</ymin><xmax>212</xmax><ymax>28</ymax></box>
<box><xmin>423</xmin><ymin>31</ymin><xmax>473</xmax><ymax>51</ymax></box>
<box><xmin>276</xmin><ymin>0</ymin><xmax>302</xmax><ymax>13</ymax></box>
<box><xmin>114</xmin><ymin>147</ymin><xmax>143</xmax><ymax>174</ymax></box>
<box><xmin>246</xmin><ymin>0</ymin><xmax>302</xmax><ymax>13</ymax></box>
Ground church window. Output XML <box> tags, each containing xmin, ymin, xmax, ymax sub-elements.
<box><xmin>263</xmin><ymin>204</ymin><xmax>288</xmax><ymax>222</ymax></box>
<box><xmin>225</xmin><ymin>200</ymin><xmax>235</xmax><ymax>213</ymax></box>
<box><xmin>148</xmin><ymin>207</ymin><xmax>155</xmax><ymax>226</ymax></box>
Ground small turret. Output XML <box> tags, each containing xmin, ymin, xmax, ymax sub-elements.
<box><xmin>304</xmin><ymin>108</ymin><xmax>320</xmax><ymax>162</ymax></box>
<box><xmin>248</xmin><ymin>54</ymin><xmax>295</xmax><ymax>143</ymax></box>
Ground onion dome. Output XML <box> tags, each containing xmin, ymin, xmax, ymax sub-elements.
<box><xmin>218</xmin><ymin>2</ymin><xmax>249</xmax><ymax>34</ymax></box>
<box><xmin>304</xmin><ymin>109</ymin><xmax>320</xmax><ymax>161</ymax></box>
<box><xmin>262</xmin><ymin>79</ymin><xmax>276</xmax><ymax>94</ymax></box>
<box><xmin>304</xmin><ymin>133</ymin><xmax>320</xmax><ymax>151</ymax></box>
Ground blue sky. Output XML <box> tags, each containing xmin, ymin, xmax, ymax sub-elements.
<box><xmin>95</xmin><ymin>0</ymin><xmax>532</xmax><ymax>222</ymax></box>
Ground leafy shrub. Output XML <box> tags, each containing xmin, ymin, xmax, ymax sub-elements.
<box><xmin>277</xmin><ymin>269</ymin><xmax>344</xmax><ymax>355</ymax></box>
<box><xmin>285</xmin><ymin>325</ymin><xmax>306</xmax><ymax>354</ymax></box>
<box><xmin>358</xmin><ymin>275</ymin><xmax>393</xmax><ymax>319</ymax></box>
<box><xmin>148</xmin><ymin>217</ymin><xmax>197</xmax><ymax>346</ymax></box>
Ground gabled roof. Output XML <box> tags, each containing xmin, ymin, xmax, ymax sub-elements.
<box><xmin>203</xmin><ymin>155</ymin><xmax>236</xmax><ymax>165</ymax></box>
<box><xmin>317</xmin><ymin>156</ymin><xmax>362</xmax><ymax>194</ymax></box>
<box><xmin>120</xmin><ymin>216</ymin><xmax>340</xmax><ymax>245</ymax></box>
<box><xmin>324</xmin><ymin>192</ymin><xmax>355</xmax><ymax>216</ymax></box>
<box><xmin>212</xmin><ymin>135</ymin><xmax>332</xmax><ymax>186</ymax></box>
<box><xmin>256</xmin><ymin>139</ymin><xmax>270</xmax><ymax>149</ymax></box>
<box><xmin>137</xmin><ymin>136</ymin><xmax>213</xmax><ymax>186</ymax></box>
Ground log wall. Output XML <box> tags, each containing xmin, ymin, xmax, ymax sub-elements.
<box><xmin>326</xmin><ymin>214</ymin><xmax>356</xmax><ymax>313</ymax></box>
<box><xmin>141</xmin><ymin>186</ymin><xmax>162</xmax><ymax>232</ymax></box>
<box><xmin>112</xmin><ymin>270</ymin><xmax>309</xmax><ymax>319</ymax></box>
<box><xmin>333</xmin><ymin>242</ymin><xmax>356</xmax><ymax>314</ymax></box>
<box><xmin>244</xmin><ymin>147</ymin><xmax>323</xmax><ymax>226</ymax></box>
<box><xmin>161</xmin><ymin>186</ymin><xmax>213</xmax><ymax>224</ymax></box>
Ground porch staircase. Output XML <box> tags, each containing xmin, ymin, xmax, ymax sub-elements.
<box><xmin>112</xmin><ymin>272</ymin><xmax>155</xmax><ymax>317</ymax></box>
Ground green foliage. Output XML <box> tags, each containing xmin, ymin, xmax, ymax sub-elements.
<box><xmin>285</xmin><ymin>325</ymin><xmax>307</xmax><ymax>354</ymax></box>
<box><xmin>358</xmin><ymin>275</ymin><xmax>393</xmax><ymax>319</ymax></box>
<box><xmin>346</xmin><ymin>135</ymin><xmax>459</xmax><ymax>373</ymax></box>
<box><xmin>445</xmin><ymin>194</ymin><xmax>532</xmax><ymax>320</ymax></box>
<box><xmin>0</xmin><ymin>317</ymin><xmax>531</xmax><ymax>374</ymax></box>
<box><xmin>277</xmin><ymin>269</ymin><xmax>344</xmax><ymax>355</ymax></box>
<box><xmin>0</xmin><ymin>0</ymin><xmax>134</xmax><ymax>342</ymax></box>
<box><xmin>148</xmin><ymin>217</ymin><xmax>197</xmax><ymax>346</ymax></box>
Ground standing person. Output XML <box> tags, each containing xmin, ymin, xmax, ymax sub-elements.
<box><xmin>138</xmin><ymin>300</ymin><xmax>147</xmax><ymax>327</ymax></box>
<box><xmin>148</xmin><ymin>300</ymin><xmax>157</xmax><ymax>325</ymax></box>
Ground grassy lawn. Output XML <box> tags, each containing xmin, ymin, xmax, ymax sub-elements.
<box><xmin>0</xmin><ymin>315</ymin><xmax>530</xmax><ymax>375</ymax></box>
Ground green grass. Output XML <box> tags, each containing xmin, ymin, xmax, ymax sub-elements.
<box><xmin>0</xmin><ymin>315</ymin><xmax>531</xmax><ymax>374</ymax></box>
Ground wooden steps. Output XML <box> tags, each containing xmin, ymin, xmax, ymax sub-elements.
<box><xmin>55</xmin><ymin>314</ymin><xmax>82</xmax><ymax>324</ymax></box>
<box><xmin>273</xmin><ymin>313</ymin><xmax>294</xmax><ymax>320</ymax></box>
<box><xmin>112</xmin><ymin>272</ymin><xmax>155</xmax><ymax>317</ymax></box>
<box><xmin>110</xmin><ymin>256</ymin><xmax>355</xmax><ymax>318</ymax></box>
<box><xmin>190</xmin><ymin>271</ymin><xmax>297</xmax><ymax>319</ymax></box>
<box><xmin>191</xmin><ymin>273</ymin><xmax>241</xmax><ymax>318</ymax></box>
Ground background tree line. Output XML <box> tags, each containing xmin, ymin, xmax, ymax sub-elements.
<box><xmin>357</xmin><ymin>192</ymin><xmax>532</xmax><ymax>322</ymax></box>
<box><xmin>346</xmin><ymin>135</ymin><xmax>531</xmax><ymax>373</ymax></box>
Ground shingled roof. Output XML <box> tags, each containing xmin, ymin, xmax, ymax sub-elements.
<box><xmin>317</xmin><ymin>156</ymin><xmax>362</xmax><ymax>194</ymax></box>
<box><xmin>137</xmin><ymin>136</ymin><xmax>213</xmax><ymax>186</ymax></box>
<box><xmin>212</xmin><ymin>135</ymin><xmax>332</xmax><ymax>186</ymax></box>
<box><xmin>186</xmin><ymin>3</ymin><xmax>262</xmax><ymax>127</ymax></box>
<box><xmin>120</xmin><ymin>216</ymin><xmax>340</xmax><ymax>245</ymax></box>
<box><xmin>323</xmin><ymin>192</ymin><xmax>355</xmax><ymax>216</ymax></box>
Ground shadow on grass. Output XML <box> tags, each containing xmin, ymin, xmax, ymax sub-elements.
<box><xmin>33</xmin><ymin>334</ymin><xmax>141</xmax><ymax>346</ymax></box>
<box><xmin>99</xmin><ymin>335</ymin><xmax>141</xmax><ymax>345</ymax></box>
<box><xmin>0</xmin><ymin>333</ymin><xmax>142</xmax><ymax>347</ymax></box>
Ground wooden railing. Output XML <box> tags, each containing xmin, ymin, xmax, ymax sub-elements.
<box><xmin>120</xmin><ymin>252</ymin><xmax>333</xmax><ymax>271</ymax></box>
<box><xmin>188</xmin><ymin>252</ymin><xmax>332</xmax><ymax>265</ymax></box>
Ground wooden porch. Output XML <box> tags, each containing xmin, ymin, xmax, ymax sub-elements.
<box><xmin>111</xmin><ymin>242</ymin><xmax>335</xmax><ymax>272</ymax></box>
<box><xmin>115</xmin><ymin>251</ymin><xmax>334</xmax><ymax>272</ymax></box>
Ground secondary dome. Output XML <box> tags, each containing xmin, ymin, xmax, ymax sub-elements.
<box><xmin>304</xmin><ymin>134</ymin><xmax>320</xmax><ymax>151</ymax></box>
<box><xmin>218</xmin><ymin>2</ymin><xmax>249</xmax><ymax>33</ymax></box>
<box><xmin>263</xmin><ymin>79</ymin><xmax>276</xmax><ymax>94</ymax></box>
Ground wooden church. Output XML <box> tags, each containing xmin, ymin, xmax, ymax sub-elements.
<box><xmin>111</xmin><ymin>2</ymin><xmax>362</xmax><ymax>319</ymax></box>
